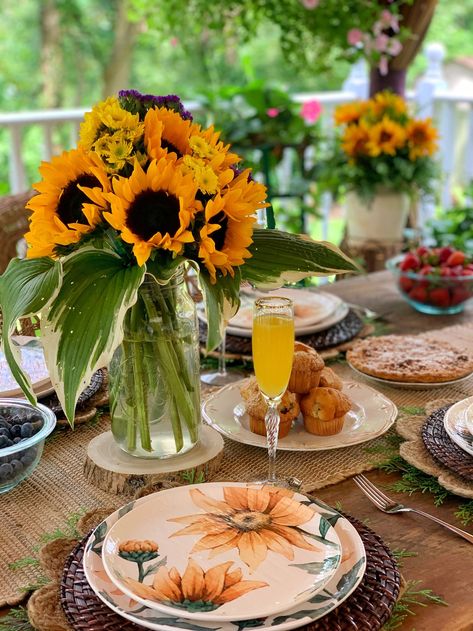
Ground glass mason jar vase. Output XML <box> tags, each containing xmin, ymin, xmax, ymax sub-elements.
<box><xmin>109</xmin><ymin>267</ymin><xmax>201</xmax><ymax>459</ymax></box>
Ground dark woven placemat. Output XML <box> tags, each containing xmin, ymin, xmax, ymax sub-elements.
<box><xmin>60</xmin><ymin>513</ymin><xmax>400</xmax><ymax>631</ymax></box>
<box><xmin>200</xmin><ymin>310</ymin><xmax>364</xmax><ymax>357</ymax></box>
<box><xmin>40</xmin><ymin>369</ymin><xmax>105</xmax><ymax>414</ymax></box>
<box><xmin>422</xmin><ymin>405</ymin><xmax>473</xmax><ymax>482</ymax></box>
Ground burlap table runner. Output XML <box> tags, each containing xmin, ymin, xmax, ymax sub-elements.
<box><xmin>2</xmin><ymin>322</ymin><xmax>473</xmax><ymax>607</ymax></box>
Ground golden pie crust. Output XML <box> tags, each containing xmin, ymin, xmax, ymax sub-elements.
<box><xmin>346</xmin><ymin>335</ymin><xmax>473</xmax><ymax>383</ymax></box>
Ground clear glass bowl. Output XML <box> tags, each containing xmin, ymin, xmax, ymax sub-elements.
<box><xmin>0</xmin><ymin>399</ymin><xmax>56</xmax><ymax>494</ymax></box>
<box><xmin>387</xmin><ymin>255</ymin><xmax>473</xmax><ymax>315</ymax></box>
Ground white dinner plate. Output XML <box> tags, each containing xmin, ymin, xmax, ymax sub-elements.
<box><xmin>0</xmin><ymin>337</ymin><xmax>54</xmax><ymax>398</ymax></box>
<box><xmin>202</xmin><ymin>379</ymin><xmax>397</xmax><ymax>451</ymax></box>
<box><xmin>84</xmin><ymin>490</ymin><xmax>366</xmax><ymax>631</ymax></box>
<box><xmin>102</xmin><ymin>482</ymin><xmax>341</xmax><ymax>622</ymax></box>
<box><xmin>347</xmin><ymin>360</ymin><xmax>473</xmax><ymax>391</ymax></box>
<box><xmin>444</xmin><ymin>397</ymin><xmax>473</xmax><ymax>458</ymax></box>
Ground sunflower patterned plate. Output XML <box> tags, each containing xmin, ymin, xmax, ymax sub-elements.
<box><xmin>444</xmin><ymin>397</ymin><xmax>473</xmax><ymax>458</ymax></box>
<box><xmin>102</xmin><ymin>482</ymin><xmax>342</xmax><ymax>622</ymax></box>
<box><xmin>85</xmin><ymin>488</ymin><xmax>366</xmax><ymax>631</ymax></box>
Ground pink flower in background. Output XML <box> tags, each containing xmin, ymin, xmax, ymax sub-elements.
<box><xmin>387</xmin><ymin>38</ymin><xmax>403</xmax><ymax>56</ymax></box>
<box><xmin>170</xmin><ymin>37</ymin><xmax>179</xmax><ymax>47</ymax></box>
<box><xmin>374</xmin><ymin>10</ymin><xmax>399</xmax><ymax>35</ymax></box>
<box><xmin>266</xmin><ymin>108</ymin><xmax>280</xmax><ymax>118</ymax></box>
<box><xmin>301</xmin><ymin>99</ymin><xmax>322</xmax><ymax>124</ymax></box>
<box><xmin>379</xmin><ymin>56</ymin><xmax>389</xmax><ymax>76</ymax></box>
<box><xmin>375</xmin><ymin>34</ymin><xmax>389</xmax><ymax>52</ymax></box>
<box><xmin>347</xmin><ymin>29</ymin><xmax>364</xmax><ymax>46</ymax></box>
<box><xmin>301</xmin><ymin>0</ymin><xmax>319</xmax><ymax>9</ymax></box>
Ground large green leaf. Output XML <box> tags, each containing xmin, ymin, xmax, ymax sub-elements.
<box><xmin>241</xmin><ymin>229</ymin><xmax>359</xmax><ymax>289</ymax></box>
<box><xmin>0</xmin><ymin>257</ymin><xmax>61</xmax><ymax>405</ymax></box>
<box><xmin>41</xmin><ymin>249</ymin><xmax>145</xmax><ymax>424</ymax></box>
<box><xmin>198</xmin><ymin>268</ymin><xmax>241</xmax><ymax>352</ymax></box>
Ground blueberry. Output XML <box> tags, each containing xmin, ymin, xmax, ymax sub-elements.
<box><xmin>13</xmin><ymin>437</ymin><xmax>22</xmax><ymax>444</ymax></box>
<box><xmin>0</xmin><ymin>463</ymin><xmax>13</xmax><ymax>479</ymax></box>
<box><xmin>0</xmin><ymin>436</ymin><xmax>9</xmax><ymax>448</ymax></box>
<box><xmin>20</xmin><ymin>423</ymin><xmax>33</xmax><ymax>439</ymax></box>
<box><xmin>10</xmin><ymin>459</ymin><xmax>23</xmax><ymax>475</ymax></box>
<box><xmin>21</xmin><ymin>451</ymin><xmax>36</xmax><ymax>467</ymax></box>
<box><xmin>0</xmin><ymin>428</ymin><xmax>9</xmax><ymax>437</ymax></box>
<box><xmin>0</xmin><ymin>420</ymin><xmax>9</xmax><ymax>430</ymax></box>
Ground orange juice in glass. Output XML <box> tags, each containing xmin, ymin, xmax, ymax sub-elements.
<box><xmin>252</xmin><ymin>297</ymin><xmax>294</xmax><ymax>484</ymax></box>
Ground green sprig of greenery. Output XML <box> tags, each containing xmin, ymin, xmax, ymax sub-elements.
<box><xmin>0</xmin><ymin>607</ymin><xmax>34</xmax><ymax>631</ymax></box>
<box><xmin>382</xmin><ymin>580</ymin><xmax>447</xmax><ymax>630</ymax></box>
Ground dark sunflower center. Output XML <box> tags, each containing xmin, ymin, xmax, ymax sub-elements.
<box><xmin>225</xmin><ymin>510</ymin><xmax>271</xmax><ymax>532</ymax></box>
<box><xmin>56</xmin><ymin>174</ymin><xmax>99</xmax><ymax>226</ymax></box>
<box><xmin>211</xmin><ymin>211</ymin><xmax>229</xmax><ymax>251</ymax></box>
<box><xmin>161</xmin><ymin>137</ymin><xmax>182</xmax><ymax>158</ymax></box>
<box><xmin>126</xmin><ymin>189</ymin><xmax>181</xmax><ymax>241</ymax></box>
<box><xmin>380</xmin><ymin>131</ymin><xmax>393</xmax><ymax>144</ymax></box>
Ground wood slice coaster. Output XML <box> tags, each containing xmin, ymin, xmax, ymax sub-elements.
<box><xmin>60</xmin><ymin>513</ymin><xmax>400</xmax><ymax>631</ymax></box>
<box><xmin>199</xmin><ymin>310</ymin><xmax>364</xmax><ymax>358</ymax></box>
<box><xmin>422</xmin><ymin>406</ymin><xmax>473</xmax><ymax>482</ymax></box>
<box><xmin>83</xmin><ymin>426</ymin><xmax>224</xmax><ymax>495</ymax></box>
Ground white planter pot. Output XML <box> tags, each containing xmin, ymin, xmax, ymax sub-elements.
<box><xmin>345</xmin><ymin>190</ymin><xmax>410</xmax><ymax>245</ymax></box>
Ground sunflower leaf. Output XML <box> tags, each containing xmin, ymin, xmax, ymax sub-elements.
<box><xmin>198</xmin><ymin>268</ymin><xmax>241</xmax><ymax>351</ymax></box>
<box><xmin>0</xmin><ymin>257</ymin><xmax>61</xmax><ymax>406</ymax></box>
<box><xmin>40</xmin><ymin>249</ymin><xmax>145</xmax><ymax>424</ymax></box>
<box><xmin>241</xmin><ymin>229</ymin><xmax>359</xmax><ymax>289</ymax></box>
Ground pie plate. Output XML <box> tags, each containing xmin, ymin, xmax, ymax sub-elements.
<box><xmin>85</xmin><ymin>490</ymin><xmax>366</xmax><ymax>631</ymax></box>
<box><xmin>347</xmin><ymin>361</ymin><xmax>473</xmax><ymax>391</ymax></box>
<box><xmin>202</xmin><ymin>380</ymin><xmax>397</xmax><ymax>451</ymax></box>
<box><xmin>102</xmin><ymin>482</ymin><xmax>342</xmax><ymax>622</ymax></box>
<box><xmin>444</xmin><ymin>397</ymin><xmax>473</xmax><ymax>458</ymax></box>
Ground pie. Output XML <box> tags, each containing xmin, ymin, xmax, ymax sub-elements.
<box><xmin>346</xmin><ymin>335</ymin><xmax>473</xmax><ymax>383</ymax></box>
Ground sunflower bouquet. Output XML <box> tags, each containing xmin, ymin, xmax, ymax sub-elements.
<box><xmin>322</xmin><ymin>91</ymin><xmax>439</xmax><ymax>200</ymax></box>
<box><xmin>0</xmin><ymin>90</ymin><xmax>356</xmax><ymax>456</ymax></box>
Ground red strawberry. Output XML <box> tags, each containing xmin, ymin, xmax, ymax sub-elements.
<box><xmin>450</xmin><ymin>286</ymin><xmax>471</xmax><ymax>305</ymax></box>
<box><xmin>400</xmin><ymin>253</ymin><xmax>420</xmax><ymax>272</ymax></box>
<box><xmin>399</xmin><ymin>276</ymin><xmax>414</xmax><ymax>293</ymax></box>
<box><xmin>440</xmin><ymin>267</ymin><xmax>452</xmax><ymax>277</ymax></box>
<box><xmin>416</xmin><ymin>246</ymin><xmax>429</xmax><ymax>257</ymax></box>
<box><xmin>420</xmin><ymin>265</ymin><xmax>434</xmax><ymax>275</ymax></box>
<box><xmin>450</xmin><ymin>265</ymin><xmax>464</xmax><ymax>277</ymax></box>
<box><xmin>446</xmin><ymin>251</ymin><xmax>466</xmax><ymax>266</ymax></box>
<box><xmin>462</xmin><ymin>269</ymin><xmax>473</xmax><ymax>276</ymax></box>
<box><xmin>439</xmin><ymin>246</ymin><xmax>454</xmax><ymax>263</ymax></box>
<box><xmin>429</xmin><ymin>287</ymin><xmax>450</xmax><ymax>308</ymax></box>
<box><xmin>409</xmin><ymin>285</ymin><xmax>428</xmax><ymax>303</ymax></box>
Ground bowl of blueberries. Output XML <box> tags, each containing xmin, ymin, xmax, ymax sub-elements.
<box><xmin>0</xmin><ymin>399</ymin><xmax>56</xmax><ymax>493</ymax></box>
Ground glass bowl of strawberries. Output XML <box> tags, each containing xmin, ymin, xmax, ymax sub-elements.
<box><xmin>387</xmin><ymin>247</ymin><xmax>473</xmax><ymax>315</ymax></box>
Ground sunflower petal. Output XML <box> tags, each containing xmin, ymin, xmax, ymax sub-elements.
<box><xmin>189</xmin><ymin>488</ymin><xmax>232</xmax><ymax>514</ymax></box>
<box><xmin>152</xmin><ymin>566</ymin><xmax>182</xmax><ymax>601</ymax></box>
<box><xmin>123</xmin><ymin>577</ymin><xmax>161</xmax><ymax>602</ymax></box>
<box><xmin>191</xmin><ymin>528</ymin><xmax>237</xmax><ymax>553</ymax></box>
<box><xmin>261</xmin><ymin>529</ymin><xmax>295</xmax><ymax>560</ymax></box>
<box><xmin>215</xmin><ymin>580</ymin><xmax>268</xmax><ymax>604</ymax></box>
<box><xmin>202</xmin><ymin>561</ymin><xmax>234</xmax><ymax>601</ymax></box>
<box><xmin>269</xmin><ymin>496</ymin><xmax>315</xmax><ymax>526</ymax></box>
<box><xmin>222</xmin><ymin>486</ymin><xmax>250</xmax><ymax>510</ymax></box>
<box><xmin>181</xmin><ymin>559</ymin><xmax>205</xmax><ymax>601</ymax></box>
<box><xmin>208</xmin><ymin>534</ymin><xmax>242</xmax><ymax>558</ymax></box>
<box><xmin>238</xmin><ymin>531</ymin><xmax>268</xmax><ymax>572</ymax></box>
<box><xmin>247</xmin><ymin>487</ymin><xmax>270</xmax><ymax>512</ymax></box>
<box><xmin>270</xmin><ymin>525</ymin><xmax>319</xmax><ymax>552</ymax></box>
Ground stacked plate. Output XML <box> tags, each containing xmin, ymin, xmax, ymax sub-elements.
<box><xmin>444</xmin><ymin>397</ymin><xmax>473</xmax><ymax>458</ymax></box>
<box><xmin>199</xmin><ymin>288</ymin><xmax>349</xmax><ymax>339</ymax></box>
<box><xmin>0</xmin><ymin>337</ymin><xmax>54</xmax><ymax>398</ymax></box>
<box><xmin>83</xmin><ymin>482</ymin><xmax>367</xmax><ymax>630</ymax></box>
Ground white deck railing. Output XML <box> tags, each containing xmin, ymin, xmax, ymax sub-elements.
<box><xmin>1</xmin><ymin>43</ymin><xmax>470</xmax><ymax>228</ymax></box>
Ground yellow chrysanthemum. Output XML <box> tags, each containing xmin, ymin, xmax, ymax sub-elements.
<box><xmin>192</xmin><ymin>124</ymin><xmax>240</xmax><ymax>177</ymax></box>
<box><xmin>366</xmin><ymin>117</ymin><xmax>406</xmax><ymax>157</ymax></box>
<box><xmin>189</xmin><ymin>135</ymin><xmax>217</xmax><ymax>160</ymax></box>
<box><xmin>25</xmin><ymin>148</ymin><xmax>110</xmax><ymax>258</ymax></box>
<box><xmin>370</xmin><ymin>91</ymin><xmax>407</xmax><ymax>119</ymax></box>
<box><xmin>341</xmin><ymin>122</ymin><xmax>370</xmax><ymax>158</ymax></box>
<box><xmin>198</xmin><ymin>170</ymin><xmax>268</xmax><ymax>282</ymax></box>
<box><xmin>80</xmin><ymin>96</ymin><xmax>143</xmax><ymax>151</ymax></box>
<box><xmin>103</xmin><ymin>157</ymin><xmax>199</xmax><ymax>266</ymax></box>
<box><xmin>334</xmin><ymin>102</ymin><xmax>369</xmax><ymax>126</ymax></box>
<box><xmin>144</xmin><ymin>107</ymin><xmax>194</xmax><ymax>161</ymax></box>
<box><xmin>182</xmin><ymin>155</ymin><xmax>219</xmax><ymax>194</ymax></box>
<box><xmin>406</xmin><ymin>118</ymin><xmax>438</xmax><ymax>160</ymax></box>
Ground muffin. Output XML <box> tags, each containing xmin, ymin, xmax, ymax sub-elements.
<box><xmin>288</xmin><ymin>342</ymin><xmax>325</xmax><ymax>394</ymax></box>
<box><xmin>318</xmin><ymin>366</ymin><xmax>343</xmax><ymax>390</ymax></box>
<box><xmin>300</xmin><ymin>387</ymin><xmax>351</xmax><ymax>436</ymax></box>
<box><xmin>240</xmin><ymin>377</ymin><xmax>300</xmax><ymax>438</ymax></box>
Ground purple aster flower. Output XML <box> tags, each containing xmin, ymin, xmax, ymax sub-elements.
<box><xmin>118</xmin><ymin>89</ymin><xmax>193</xmax><ymax>121</ymax></box>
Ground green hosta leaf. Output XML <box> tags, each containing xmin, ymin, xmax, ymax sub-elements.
<box><xmin>198</xmin><ymin>268</ymin><xmax>241</xmax><ymax>351</ymax></box>
<box><xmin>41</xmin><ymin>249</ymin><xmax>145</xmax><ymax>424</ymax></box>
<box><xmin>0</xmin><ymin>257</ymin><xmax>61</xmax><ymax>405</ymax></box>
<box><xmin>241</xmin><ymin>229</ymin><xmax>359</xmax><ymax>289</ymax></box>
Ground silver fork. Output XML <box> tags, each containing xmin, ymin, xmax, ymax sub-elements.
<box><xmin>353</xmin><ymin>474</ymin><xmax>473</xmax><ymax>545</ymax></box>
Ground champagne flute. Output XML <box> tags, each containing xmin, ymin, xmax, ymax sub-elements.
<box><xmin>200</xmin><ymin>328</ymin><xmax>245</xmax><ymax>386</ymax></box>
<box><xmin>252</xmin><ymin>297</ymin><xmax>294</xmax><ymax>485</ymax></box>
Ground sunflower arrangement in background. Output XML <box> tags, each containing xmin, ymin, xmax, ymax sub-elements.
<box><xmin>324</xmin><ymin>91</ymin><xmax>439</xmax><ymax>200</ymax></box>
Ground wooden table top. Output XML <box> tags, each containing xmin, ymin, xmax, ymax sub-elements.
<box><xmin>1</xmin><ymin>271</ymin><xmax>472</xmax><ymax>629</ymax></box>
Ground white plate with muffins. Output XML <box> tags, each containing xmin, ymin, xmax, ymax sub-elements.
<box><xmin>202</xmin><ymin>342</ymin><xmax>397</xmax><ymax>451</ymax></box>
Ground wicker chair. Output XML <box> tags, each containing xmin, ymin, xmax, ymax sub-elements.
<box><xmin>0</xmin><ymin>190</ymin><xmax>34</xmax><ymax>274</ymax></box>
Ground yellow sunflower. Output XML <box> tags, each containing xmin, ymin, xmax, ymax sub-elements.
<box><xmin>366</xmin><ymin>116</ymin><xmax>406</xmax><ymax>157</ymax></box>
<box><xmin>103</xmin><ymin>157</ymin><xmax>199</xmax><ymax>266</ymax></box>
<box><xmin>341</xmin><ymin>122</ymin><xmax>370</xmax><ymax>158</ymax></box>
<box><xmin>144</xmin><ymin>107</ymin><xmax>194</xmax><ymax>161</ymax></box>
<box><xmin>197</xmin><ymin>170</ymin><xmax>268</xmax><ymax>282</ymax></box>
<box><xmin>406</xmin><ymin>118</ymin><xmax>438</xmax><ymax>160</ymax></box>
<box><xmin>123</xmin><ymin>559</ymin><xmax>267</xmax><ymax>610</ymax></box>
<box><xmin>25</xmin><ymin>148</ymin><xmax>110</xmax><ymax>258</ymax></box>
<box><xmin>334</xmin><ymin>102</ymin><xmax>369</xmax><ymax>126</ymax></box>
<box><xmin>169</xmin><ymin>486</ymin><xmax>319</xmax><ymax>572</ymax></box>
<box><xmin>370</xmin><ymin>91</ymin><xmax>407</xmax><ymax>119</ymax></box>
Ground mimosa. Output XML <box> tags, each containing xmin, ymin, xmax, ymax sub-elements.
<box><xmin>253</xmin><ymin>314</ymin><xmax>294</xmax><ymax>399</ymax></box>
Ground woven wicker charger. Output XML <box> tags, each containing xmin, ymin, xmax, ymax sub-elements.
<box><xmin>60</xmin><ymin>512</ymin><xmax>400</xmax><ymax>631</ymax></box>
<box><xmin>200</xmin><ymin>310</ymin><xmax>364</xmax><ymax>358</ymax></box>
<box><xmin>422</xmin><ymin>405</ymin><xmax>473</xmax><ymax>482</ymax></box>
<box><xmin>40</xmin><ymin>369</ymin><xmax>106</xmax><ymax>415</ymax></box>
